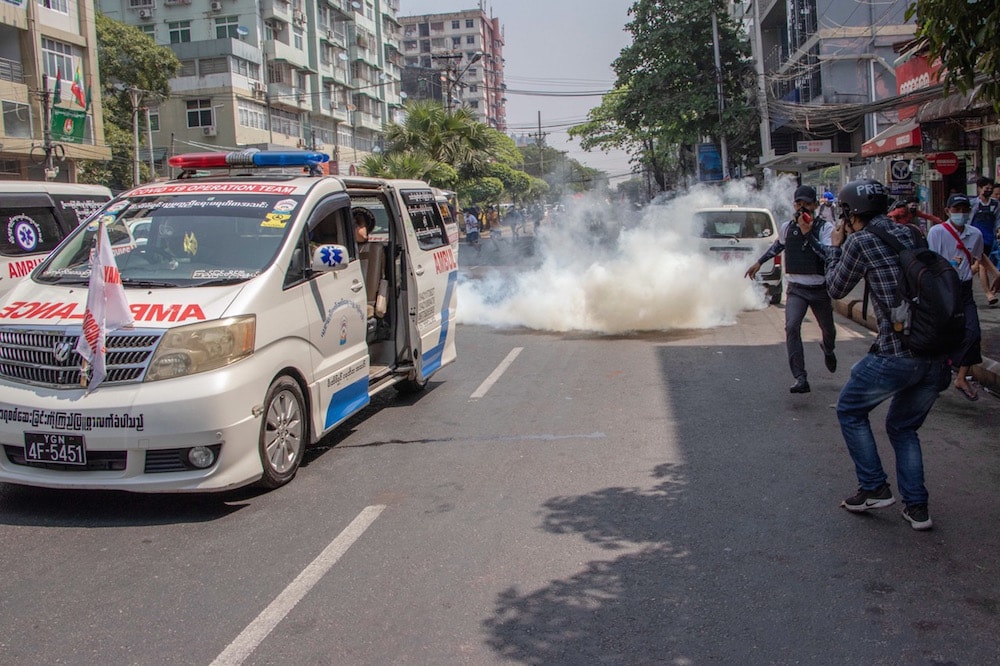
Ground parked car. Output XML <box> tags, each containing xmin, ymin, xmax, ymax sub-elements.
<box><xmin>694</xmin><ymin>205</ymin><xmax>782</xmax><ymax>304</ymax></box>
<box><xmin>0</xmin><ymin>182</ymin><xmax>112</xmax><ymax>297</ymax></box>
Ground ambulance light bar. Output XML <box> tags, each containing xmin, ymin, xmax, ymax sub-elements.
<box><xmin>168</xmin><ymin>150</ymin><xmax>330</xmax><ymax>170</ymax></box>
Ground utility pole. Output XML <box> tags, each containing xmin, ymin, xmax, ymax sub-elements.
<box><xmin>127</xmin><ymin>86</ymin><xmax>143</xmax><ymax>187</ymax></box>
<box><xmin>145</xmin><ymin>105</ymin><xmax>156</xmax><ymax>180</ymax></box>
<box><xmin>711</xmin><ymin>10</ymin><xmax>730</xmax><ymax>180</ymax></box>
<box><xmin>528</xmin><ymin>110</ymin><xmax>548</xmax><ymax>172</ymax></box>
<box><xmin>41</xmin><ymin>74</ymin><xmax>56</xmax><ymax>180</ymax></box>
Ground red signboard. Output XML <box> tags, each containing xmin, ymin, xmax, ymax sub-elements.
<box><xmin>895</xmin><ymin>54</ymin><xmax>942</xmax><ymax>121</ymax></box>
<box><xmin>930</xmin><ymin>152</ymin><xmax>959</xmax><ymax>175</ymax></box>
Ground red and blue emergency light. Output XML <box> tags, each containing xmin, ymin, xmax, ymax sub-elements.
<box><xmin>168</xmin><ymin>149</ymin><xmax>330</xmax><ymax>170</ymax></box>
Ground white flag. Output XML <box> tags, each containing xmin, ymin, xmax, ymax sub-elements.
<box><xmin>75</xmin><ymin>218</ymin><xmax>134</xmax><ymax>390</ymax></box>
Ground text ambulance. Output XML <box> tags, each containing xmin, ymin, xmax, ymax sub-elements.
<box><xmin>0</xmin><ymin>151</ymin><xmax>458</xmax><ymax>492</ymax></box>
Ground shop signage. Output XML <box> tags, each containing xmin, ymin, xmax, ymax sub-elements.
<box><xmin>796</xmin><ymin>140</ymin><xmax>832</xmax><ymax>153</ymax></box>
<box><xmin>890</xmin><ymin>160</ymin><xmax>912</xmax><ymax>182</ymax></box>
<box><xmin>895</xmin><ymin>54</ymin><xmax>942</xmax><ymax>121</ymax></box>
<box><xmin>930</xmin><ymin>152</ymin><xmax>959</xmax><ymax>175</ymax></box>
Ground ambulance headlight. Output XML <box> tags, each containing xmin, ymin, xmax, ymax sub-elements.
<box><xmin>146</xmin><ymin>315</ymin><xmax>255</xmax><ymax>381</ymax></box>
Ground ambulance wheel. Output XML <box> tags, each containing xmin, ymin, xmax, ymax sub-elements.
<box><xmin>257</xmin><ymin>376</ymin><xmax>307</xmax><ymax>489</ymax></box>
<box><xmin>395</xmin><ymin>374</ymin><xmax>428</xmax><ymax>394</ymax></box>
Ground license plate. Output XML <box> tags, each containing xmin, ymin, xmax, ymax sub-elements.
<box><xmin>24</xmin><ymin>432</ymin><xmax>87</xmax><ymax>466</ymax></box>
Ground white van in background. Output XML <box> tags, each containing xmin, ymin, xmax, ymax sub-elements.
<box><xmin>694</xmin><ymin>205</ymin><xmax>783</xmax><ymax>304</ymax></box>
<box><xmin>0</xmin><ymin>182</ymin><xmax>113</xmax><ymax>297</ymax></box>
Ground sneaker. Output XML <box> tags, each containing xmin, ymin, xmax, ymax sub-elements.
<box><xmin>902</xmin><ymin>504</ymin><xmax>933</xmax><ymax>531</ymax></box>
<box><xmin>821</xmin><ymin>344</ymin><xmax>837</xmax><ymax>373</ymax></box>
<box><xmin>841</xmin><ymin>483</ymin><xmax>895</xmax><ymax>512</ymax></box>
<box><xmin>789</xmin><ymin>377</ymin><xmax>810</xmax><ymax>393</ymax></box>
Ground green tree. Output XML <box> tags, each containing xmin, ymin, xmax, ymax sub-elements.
<box><xmin>907</xmin><ymin>0</ymin><xmax>1000</xmax><ymax>112</ymax></box>
<box><xmin>457</xmin><ymin>176</ymin><xmax>504</xmax><ymax>206</ymax></box>
<box><xmin>78</xmin><ymin>13</ymin><xmax>180</xmax><ymax>190</ymax></box>
<box><xmin>570</xmin><ymin>0</ymin><xmax>760</xmax><ymax>193</ymax></box>
<box><xmin>360</xmin><ymin>152</ymin><xmax>458</xmax><ymax>186</ymax></box>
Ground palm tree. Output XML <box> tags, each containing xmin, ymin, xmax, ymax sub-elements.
<box><xmin>359</xmin><ymin>152</ymin><xmax>457</xmax><ymax>186</ymax></box>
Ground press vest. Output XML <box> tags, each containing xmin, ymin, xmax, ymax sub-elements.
<box><xmin>784</xmin><ymin>220</ymin><xmax>826</xmax><ymax>275</ymax></box>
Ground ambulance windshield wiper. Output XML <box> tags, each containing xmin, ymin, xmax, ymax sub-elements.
<box><xmin>121</xmin><ymin>278</ymin><xmax>179</xmax><ymax>288</ymax></box>
<box><xmin>192</xmin><ymin>278</ymin><xmax>249</xmax><ymax>287</ymax></box>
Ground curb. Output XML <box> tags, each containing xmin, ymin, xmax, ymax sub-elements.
<box><xmin>833</xmin><ymin>298</ymin><xmax>1000</xmax><ymax>392</ymax></box>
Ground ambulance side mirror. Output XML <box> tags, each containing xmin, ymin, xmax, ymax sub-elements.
<box><xmin>310</xmin><ymin>244</ymin><xmax>349</xmax><ymax>272</ymax></box>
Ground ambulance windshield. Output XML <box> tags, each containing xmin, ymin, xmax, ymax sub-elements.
<box><xmin>36</xmin><ymin>193</ymin><xmax>303</xmax><ymax>287</ymax></box>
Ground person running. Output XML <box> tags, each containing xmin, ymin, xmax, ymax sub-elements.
<box><xmin>464</xmin><ymin>208</ymin><xmax>481</xmax><ymax>252</ymax></box>
<box><xmin>745</xmin><ymin>184</ymin><xmax>837</xmax><ymax>394</ymax></box>
<box><xmin>926</xmin><ymin>193</ymin><xmax>985</xmax><ymax>401</ymax></box>
<box><xmin>825</xmin><ymin>178</ymin><xmax>950</xmax><ymax>531</ymax></box>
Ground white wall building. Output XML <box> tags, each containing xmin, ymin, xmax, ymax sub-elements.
<box><xmin>99</xmin><ymin>0</ymin><xmax>404</xmax><ymax>175</ymax></box>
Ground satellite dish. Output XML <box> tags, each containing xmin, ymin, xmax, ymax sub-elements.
<box><xmin>399</xmin><ymin>92</ymin><xmax>408</xmax><ymax>99</ymax></box>
<box><xmin>351</xmin><ymin>1</ymin><xmax>361</xmax><ymax>8</ymax></box>
<box><xmin>346</xmin><ymin>103</ymin><xmax>357</xmax><ymax>111</ymax></box>
<box><xmin>338</xmin><ymin>53</ymin><xmax>349</xmax><ymax>61</ymax></box>
<box><xmin>236</xmin><ymin>25</ymin><xmax>249</xmax><ymax>36</ymax></box>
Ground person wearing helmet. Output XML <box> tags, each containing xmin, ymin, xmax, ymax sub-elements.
<box><xmin>745</xmin><ymin>184</ymin><xmax>837</xmax><ymax>394</ymax></box>
<box><xmin>926</xmin><ymin>193</ymin><xmax>986</xmax><ymax>401</ymax></box>
<box><xmin>825</xmin><ymin>178</ymin><xmax>951</xmax><ymax>531</ymax></box>
<box><xmin>817</xmin><ymin>190</ymin><xmax>836</xmax><ymax>223</ymax></box>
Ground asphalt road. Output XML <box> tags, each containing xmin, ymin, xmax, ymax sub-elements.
<box><xmin>1</xmin><ymin>301</ymin><xmax>998</xmax><ymax>664</ymax></box>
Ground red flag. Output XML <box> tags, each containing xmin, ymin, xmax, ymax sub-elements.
<box><xmin>75</xmin><ymin>218</ymin><xmax>134</xmax><ymax>390</ymax></box>
<box><xmin>71</xmin><ymin>64</ymin><xmax>86</xmax><ymax>108</ymax></box>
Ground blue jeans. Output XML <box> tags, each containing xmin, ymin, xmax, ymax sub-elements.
<box><xmin>836</xmin><ymin>353</ymin><xmax>950</xmax><ymax>505</ymax></box>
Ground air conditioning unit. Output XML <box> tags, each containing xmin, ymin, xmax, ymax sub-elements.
<box><xmin>210</xmin><ymin>1</ymin><xmax>222</xmax><ymax>10</ymax></box>
<box><xmin>202</xmin><ymin>126</ymin><xmax>217</xmax><ymax>137</ymax></box>
<box><xmin>138</xmin><ymin>8</ymin><xmax>152</xmax><ymax>19</ymax></box>
<box><xmin>251</xmin><ymin>82</ymin><xmax>265</xmax><ymax>97</ymax></box>
<box><xmin>293</xmin><ymin>10</ymin><xmax>305</xmax><ymax>24</ymax></box>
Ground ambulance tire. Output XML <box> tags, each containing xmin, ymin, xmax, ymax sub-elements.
<box><xmin>257</xmin><ymin>375</ymin><xmax>307</xmax><ymax>489</ymax></box>
<box><xmin>395</xmin><ymin>374</ymin><xmax>428</xmax><ymax>394</ymax></box>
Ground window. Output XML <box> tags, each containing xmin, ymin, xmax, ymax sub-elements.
<box><xmin>38</xmin><ymin>0</ymin><xmax>70</xmax><ymax>13</ymax></box>
<box><xmin>468</xmin><ymin>85</ymin><xmax>477</xmax><ymax>93</ymax></box>
<box><xmin>465</xmin><ymin>19</ymin><xmax>474</xmax><ymax>28</ymax></box>
<box><xmin>238</xmin><ymin>99</ymin><xmax>269</xmax><ymax>130</ymax></box>
<box><xmin>41</xmin><ymin>38</ymin><xmax>74</xmax><ymax>80</ymax></box>
<box><xmin>215</xmin><ymin>16</ymin><xmax>240</xmax><ymax>39</ymax></box>
<box><xmin>451</xmin><ymin>20</ymin><xmax>459</xmax><ymax>29</ymax></box>
<box><xmin>466</xmin><ymin>68</ymin><xmax>476</xmax><ymax>77</ymax></box>
<box><xmin>0</xmin><ymin>206</ymin><xmax>64</xmax><ymax>257</ymax></box>
<box><xmin>186</xmin><ymin>99</ymin><xmax>213</xmax><ymax>128</ymax></box>
<box><xmin>179</xmin><ymin>60</ymin><xmax>196</xmax><ymax>77</ymax></box>
<box><xmin>2</xmin><ymin>101</ymin><xmax>32</xmax><ymax>139</ymax></box>
<box><xmin>199</xmin><ymin>57</ymin><xmax>228</xmax><ymax>75</ymax></box>
<box><xmin>169</xmin><ymin>21</ymin><xmax>192</xmax><ymax>44</ymax></box>
<box><xmin>148</xmin><ymin>109</ymin><xmax>160</xmax><ymax>132</ymax></box>
<box><xmin>293</xmin><ymin>28</ymin><xmax>304</xmax><ymax>50</ymax></box>
<box><xmin>365</xmin><ymin>1</ymin><xmax>373</xmax><ymax>19</ymax></box>
<box><xmin>469</xmin><ymin>100</ymin><xmax>478</xmax><ymax>108</ymax></box>
<box><xmin>466</xmin><ymin>35</ymin><xmax>475</xmax><ymax>44</ymax></box>
<box><xmin>401</xmin><ymin>190</ymin><xmax>448</xmax><ymax>250</ymax></box>
<box><xmin>451</xmin><ymin>37</ymin><xmax>460</xmax><ymax>48</ymax></box>
<box><xmin>138</xmin><ymin>24</ymin><xmax>155</xmax><ymax>39</ymax></box>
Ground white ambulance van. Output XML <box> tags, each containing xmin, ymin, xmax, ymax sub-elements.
<box><xmin>0</xmin><ymin>182</ymin><xmax>113</xmax><ymax>298</ymax></box>
<box><xmin>0</xmin><ymin>151</ymin><xmax>458</xmax><ymax>492</ymax></box>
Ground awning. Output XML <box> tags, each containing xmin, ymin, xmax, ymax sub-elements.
<box><xmin>860</xmin><ymin>119</ymin><xmax>922</xmax><ymax>158</ymax></box>
<box><xmin>758</xmin><ymin>151</ymin><xmax>856</xmax><ymax>175</ymax></box>
<box><xmin>916</xmin><ymin>84</ymin><xmax>989</xmax><ymax>123</ymax></box>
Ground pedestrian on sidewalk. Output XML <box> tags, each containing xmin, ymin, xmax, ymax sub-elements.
<box><xmin>464</xmin><ymin>207</ymin><xmax>481</xmax><ymax>253</ymax></box>
<box><xmin>926</xmin><ymin>193</ymin><xmax>985</xmax><ymax>401</ymax></box>
<box><xmin>970</xmin><ymin>177</ymin><xmax>1000</xmax><ymax>305</ymax></box>
<box><xmin>745</xmin><ymin>184</ymin><xmax>837</xmax><ymax>394</ymax></box>
<box><xmin>825</xmin><ymin>178</ymin><xmax>950</xmax><ymax>531</ymax></box>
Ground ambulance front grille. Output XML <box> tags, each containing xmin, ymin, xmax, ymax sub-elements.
<box><xmin>0</xmin><ymin>328</ymin><xmax>161</xmax><ymax>388</ymax></box>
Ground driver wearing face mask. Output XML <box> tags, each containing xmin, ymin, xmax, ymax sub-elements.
<box><xmin>926</xmin><ymin>193</ymin><xmax>985</xmax><ymax>400</ymax></box>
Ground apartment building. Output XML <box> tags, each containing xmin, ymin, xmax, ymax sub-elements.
<box><xmin>743</xmin><ymin>0</ymin><xmax>915</xmax><ymax>180</ymax></box>
<box><xmin>98</xmin><ymin>0</ymin><xmax>404</xmax><ymax>175</ymax></box>
<box><xmin>399</xmin><ymin>5</ymin><xmax>506</xmax><ymax>130</ymax></box>
<box><xmin>0</xmin><ymin>0</ymin><xmax>110</xmax><ymax>181</ymax></box>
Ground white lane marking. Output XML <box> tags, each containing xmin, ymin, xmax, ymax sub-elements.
<box><xmin>210</xmin><ymin>504</ymin><xmax>386</xmax><ymax>666</ymax></box>
<box><xmin>470</xmin><ymin>347</ymin><xmax>523</xmax><ymax>399</ymax></box>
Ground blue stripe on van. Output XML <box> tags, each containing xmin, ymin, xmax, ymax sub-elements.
<box><xmin>420</xmin><ymin>271</ymin><xmax>458</xmax><ymax>377</ymax></box>
<box><xmin>325</xmin><ymin>377</ymin><xmax>370</xmax><ymax>429</ymax></box>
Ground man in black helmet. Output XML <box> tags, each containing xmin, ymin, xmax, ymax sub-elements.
<box><xmin>824</xmin><ymin>178</ymin><xmax>950</xmax><ymax>531</ymax></box>
<box><xmin>746</xmin><ymin>184</ymin><xmax>837</xmax><ymax>394</ymax></box>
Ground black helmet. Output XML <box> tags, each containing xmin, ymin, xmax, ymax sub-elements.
<box><xmin>838</xmin><ymin>178</ymin><xmax>889</xmax><ymax>218</ymax></box>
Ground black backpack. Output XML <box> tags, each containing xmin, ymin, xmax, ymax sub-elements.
<box><xmin>867</xmin><ymin>224</ymin><xmax>965</xmax><ymax>357</ymax></box>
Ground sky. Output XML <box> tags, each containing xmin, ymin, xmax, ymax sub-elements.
<box><xmin>398</xmin><ymin>0</ymin><xmax>636</xmax><ymax>182</ymax></box>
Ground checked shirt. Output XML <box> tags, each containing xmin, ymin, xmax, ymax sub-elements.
<box><xmin>824</xmin><ymin>216</ymin><xmax>917</xmax><ymax>358</ymax></box>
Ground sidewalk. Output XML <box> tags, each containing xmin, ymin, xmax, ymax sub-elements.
<box><xmin>833</xmin><ymin>281</ymin><xmax>1000</xmax><ymax>393</ymax></box>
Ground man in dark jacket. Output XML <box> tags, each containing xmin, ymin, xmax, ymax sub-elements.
<box><xmin>746</xmin><ymin>184</ymin><xmax>836</xmax><ymax>393</ymax></box>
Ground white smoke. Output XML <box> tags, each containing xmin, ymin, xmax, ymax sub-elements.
<box><xmin>457</xmin><ymin>177</ymin><xmax>799</xmax><ymax>335</ymax></box>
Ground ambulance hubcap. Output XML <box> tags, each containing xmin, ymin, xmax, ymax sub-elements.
<box><xmin>264</xmin><ymin>389</ymin><xmax>303</xmax><ymax>474</ymax></box>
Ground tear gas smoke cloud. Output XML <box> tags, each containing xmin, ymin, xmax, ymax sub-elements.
<box><xmin>457</xmin><ymin>178</ymin><xmax>799</xmax><ymax>335</ymax></box>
